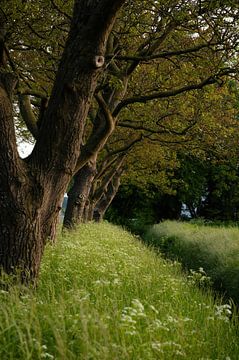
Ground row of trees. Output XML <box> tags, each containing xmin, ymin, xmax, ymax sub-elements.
<box><xmin>108</xmin><ymin>80</ymin><xmax>239</xmax><ymax>224</ymax></box>
<box><xmin>0</xmin><ymin>0</ymin><xmax>239</xmax><ymax>283</ymax></box>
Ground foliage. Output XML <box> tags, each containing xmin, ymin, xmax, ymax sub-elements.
<box><xmin>106</xmin><ymin>183</ymin><xmax>182</xmax><ymax>234</ymax></box>
<box><xmin>0</xmin><ymin>222</ymin><xmax>239</xmax><ymax>359</ymax></box>
<box><xmin>144</xmin><ymin>220</ymin><xmax>239</xmax><ymax>303</ymax></box>
<box><xmin>109</xmin><ymin>78</ymin><xmax>239</xmax><ymax>226</ymax></box>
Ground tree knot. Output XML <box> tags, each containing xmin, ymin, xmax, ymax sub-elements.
<box><xmin>93</xmin><ymin>55</ymin><xmax>105</xmax><ymax>68</ymax></box>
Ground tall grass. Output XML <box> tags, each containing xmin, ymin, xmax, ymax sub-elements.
<box><xmin>0</xmin><ymin>222</ymin><xmax>239</xmax><ymax>359</ymax></box>
<box><xmin>144</xmin><ymin>220</ymin><xmax>239</xmax><ymax>303</ymax></box>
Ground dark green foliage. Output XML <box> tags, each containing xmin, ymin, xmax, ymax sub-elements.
<box><xmin>172</xmin><ymin>154</ymin><xmax>239</xmax><ymax>221</ymax></box>
<box><xmin>106</xmin><ymin>184</ymin><xmax>182</xmax><ymax>234</ymax></box>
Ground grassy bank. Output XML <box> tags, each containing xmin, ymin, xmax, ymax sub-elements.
<box><xmin>0</xmin><ymin>222</ymin><xmax>239</xmax><ymax>359</ymax></box>
<box><xmin>144</xmin><ymin>220</ymin><xmax>239</xmax><ymax>304</ymax></box>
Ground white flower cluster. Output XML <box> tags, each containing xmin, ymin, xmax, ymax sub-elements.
<box><xmin>187</xmin><ymin>267</ymin><xmax>212</xmax><ymax>287</ymax></box>
<box><xmin>121</xmin><ymin>298</ymin><xmax>146</xmax><ymax>335</ymax></box>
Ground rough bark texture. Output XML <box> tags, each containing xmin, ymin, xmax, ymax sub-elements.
<box><xmin>63</xmin><ymin>160</ymin><xmax>97</xmax><ymax>228</ymax></box>
<box><xmin>0</xmin><ymin>0</ymin><xmax>126</xmax><ymax>284</ymax></box>
<box><xmin>63</xmin><ymin>64</ymin><xmax>129</xmax><ymax>227</ymax></box>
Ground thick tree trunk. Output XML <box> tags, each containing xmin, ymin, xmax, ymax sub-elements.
<box><xmin>0</xmin><ymin>0</ymin><xmax>126</xmax><ymax>284</ymax></box>
<box><xmin>0</xmin><ymin>75</ymin><xmax>62</xmax><ymax>283</ymax></box>
<box><xmin>63</xmin><ymin>160</ymin><xmax>96</xmax><ymax>228</ymax></box>
<box><xmin>0</xmin><ymin>191</ymin><xmax>61</xmax><ymax>284</ymax></box>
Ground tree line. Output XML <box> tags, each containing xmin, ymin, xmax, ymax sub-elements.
<box><xmin>0</xmin><ymin>0</ymin><xmax>239</xmax><ymax>283</ymax></box>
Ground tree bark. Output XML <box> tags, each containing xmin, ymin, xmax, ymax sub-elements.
<box><xmin>0</xmin><ymin>0</ymin><xmax>126</xmax><ymax>284</ymax></box>
<box><xmin>85</xmin><ymin>156</ymin><xmax>124</xmax><ymax>221</ymax></box>
<box><xmin>63</xmin><ymin>94</ymin><xmax>116</xmax><ymax>227</ymax></box>
<box><xmin>63</xmin><ymin>160</ymin><xmax>96</xmax><ymax>228</ymax></box>
<box><xmin>93</xmin><ymin>168</ymin><xmax>123</xmax><ymax>222</ymax></box>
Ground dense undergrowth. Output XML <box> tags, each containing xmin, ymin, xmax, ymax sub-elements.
<box><xmin>144</xmin><ymin>220</ymin><xmax>239</xmax><ymax>304</ymax></box>
<box><xmin>0</xmin><ymin>222</ymin><xmax>239</xmax><ymax>359</ymax></box>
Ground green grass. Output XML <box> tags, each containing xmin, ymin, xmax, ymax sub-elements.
<box><xmin>144</xmin><ymin>220</ymin><xmax>239</xmax><ymax>303</ymax></box>
<box><xmin>0</xmin><ymin>222</ymin><xmax>239</xmax><ymax>359</ymax></box>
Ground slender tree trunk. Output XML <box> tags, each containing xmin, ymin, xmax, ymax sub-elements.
<box><xmin>93</xmin><ymin>170</ymin><xmax>122</xmax><ymax>222</ymax></box>
<box><xmin>63</xmin><ymin>160</ymin><xmax>96</xmax><ymax>228</ymax></box>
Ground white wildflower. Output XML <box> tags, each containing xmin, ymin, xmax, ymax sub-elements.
<box><xmin>151</xmin><ymin>342</ymin><xmax>164</xmax><ymax>353</ymax></box>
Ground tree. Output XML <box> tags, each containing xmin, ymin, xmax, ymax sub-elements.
<box><xmin>107</xmin><ymin>78</ymin><xmax>239</xmax><ymax>224</ymax></box>
<box><xmin>0</xmin><ymin>0</ymin><xmax>126</xmax><ymax>284</ymax></box>
<box><xmin>63</xmin><ymin>0</ymin><xmax>239</xmax><ymax>227</ymax></box>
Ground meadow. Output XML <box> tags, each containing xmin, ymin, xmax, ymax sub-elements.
<box><xmin>0</xmin><ymin>222</ymin><xmax>239</xmax><ymax>359</ymax></box>
<box><xmin>144</xmin><ymin>220</ymin><xmax>239</xmax><ymax>304</ymax></box>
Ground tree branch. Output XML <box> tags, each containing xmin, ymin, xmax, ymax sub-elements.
<box><xmin>50</xmin><ymin>0</ymin><xmax>72</xmax><ymax>21</ymax></box>
<box><xmin>75</xmin><ymin>93</ymin><xmax>116</xmax><ymax>171</ymax></box>
<box><xmin>119</xmin><ymin>117</ymin><xmax>198</xmax><ymax>136</ymax></box>
<box><xmin>0</xmin><ymin>72</ymin><xmax>20</xmax><ymax>177</ymax></box>
<box><xmin>18</xmin><ymin>88</ymin><xmax>48</xmax><ymax>99</ymax></box>
<box><xmin>105</xmin><ymin>134</ymin><xmax>143</xmax><ymax>158</ymax></box>
<box><xmin>113</xmin><ymin>68</ymin><xmax>237</xmax><ymax>116</ymax></box>
<box><xmin>18</xmin><ymin>94</ymin><xmax>39</xmax><ymax>139</ymax></box>
<box><xmin>125</xmin><ymin>19</ymin><xmax>177</xmax><ymax>76</ymax></box>
<box><xmin>107</xmin><ymin>42</ymin><xmax>218</xmax><ymax>62</ymax></box>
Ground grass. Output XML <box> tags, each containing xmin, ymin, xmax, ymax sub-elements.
<box><xmin>0</xmin><ymin>222</ymin><xmax>239</xmax><ymax>359</ymax></box>
<box><xmin>144</xmin><ymin>220</ymin><xmax>239</xmax><ymax>304</ymax></box>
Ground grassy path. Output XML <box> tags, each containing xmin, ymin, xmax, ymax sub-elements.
<box><xmin>0</xmin><ymin>222</ymin><xmax>238</xmax><ymax>359</ymax></box>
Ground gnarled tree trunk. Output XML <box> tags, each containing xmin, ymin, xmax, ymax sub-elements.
<box><xmin>0</xmin><ymin>0</ymin><xmax>126</xmax><ymax>284</ymax></box>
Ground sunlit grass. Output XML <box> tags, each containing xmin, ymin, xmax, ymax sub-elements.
<box><xmin>144</xmin><ymin>220</ymin><xmax>239</xmax><ymax>303</ymax></box>
<box><xmin>0</xmin><ymin>222</ymin><xmax>239</xmax><ymax>359</ymax></box>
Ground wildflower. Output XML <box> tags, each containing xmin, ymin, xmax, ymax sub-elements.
<box><xmin>175</xmin><ymin>349</ymin><xmax>186</xmax><ymax>357</ymax></box>
<box><xmin>149</xmin><ymin>304</ymin><xmax>159</xmax><ymax>314</ymax></box>
<box><xmin>183</xmin><ymin>317</ymin><xmax>192</xmax><ymax>322</ymax></box>
<box><xmin>187</xmin><ymin>268</ymin><xmax>212</xmax><ymax>287</ymax></box>
<box><xmin>149</xmin><ymin>319</ymin><xmax>169</xmax><ymax>331</ymax></box>
<box><xmin>166</xmin><ymin>315</ymin><xmax>178</xmax><ymax>324</ymax></box>
<box><xmin>41</xmin><ymin>353</ymin><xmax>54</xmax><ymax>359</ymax></box>
<box><xmin>132</xmin><ymin>298</ymin><xmax>145</xmax><ymax>315</ymax></box>
<box><xmin>214</xmin><ymin>304</ymin><xmax>232</xmax><ymax>322</ymax></box>
<box><xmin>151</xmin><ymin>342</ymin><xmax>164</xmax><ymax>353</ymax></box>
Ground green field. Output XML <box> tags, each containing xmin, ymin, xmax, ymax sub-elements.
<box><xmin>0</xmin><ymin>222</ymin><xmax>239</xmax><ymax>359</ymax></box>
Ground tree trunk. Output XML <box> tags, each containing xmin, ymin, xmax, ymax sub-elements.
<box><xmin>63</xmin><ymin>160</ymin><xmax>96</xmax><ymax>228</ymax></box>
<box><xmin>0</xmin><ymin>75</ymin><xmax>64</xmax><ymax>283</ymax></box>
<box><xmin>0</xmin><ymin>184</ymin><xmax>63</xmax><ymax>284</ymax></box>
<box><xmin>86</xmin><ymin>201</ymin><xmax>96</xmax><ymax>222</ymax></box>
<box><xmin>0</xmin><ymin>0</ymin><xmax>126</xmax><ymax>284</ymax></box>
<box><xmin>93</xmin><ymin>169</ymin><xmax>122</xmax><ymax>222</ymax></box>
